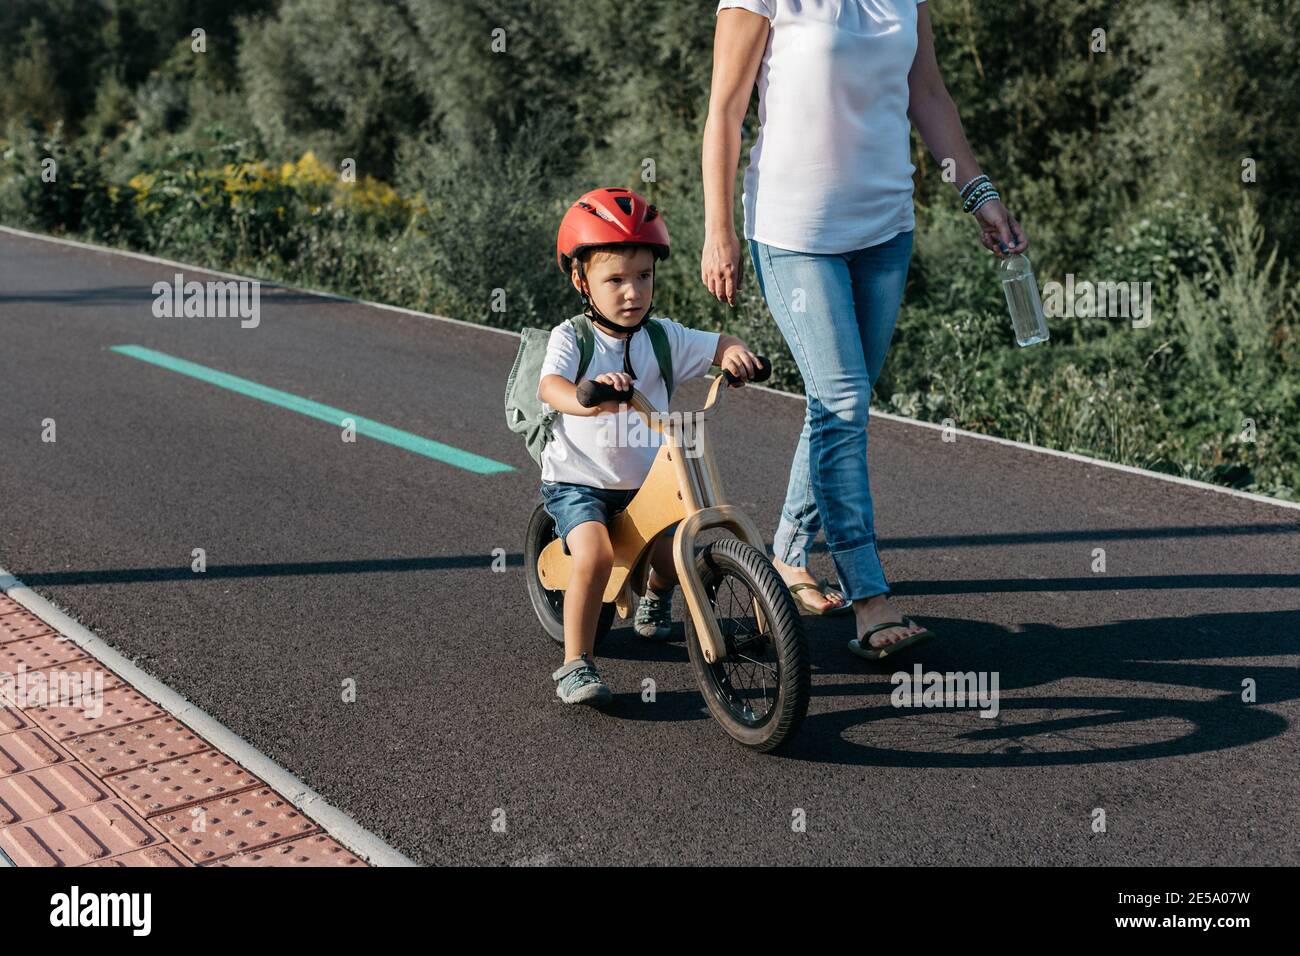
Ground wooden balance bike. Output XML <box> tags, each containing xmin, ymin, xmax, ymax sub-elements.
<box><xmin>525</xmin><ymin>359</ymin><xmax>810</xmax><ymax>752</ymax></box>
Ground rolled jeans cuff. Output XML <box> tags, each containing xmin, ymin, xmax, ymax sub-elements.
<box><xmin>772</xmin><ymin>514</ymin><xmax>815</xmax><ymax>568</ymax></box>
<box><xmin>827</xmin><ymin>537</ymin><xmax>891</xmax><ymax>602</ymax></box>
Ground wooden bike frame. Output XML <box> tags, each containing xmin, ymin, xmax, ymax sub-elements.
<box><xmin>535</xmin><ymin>374</ymin><xmax>769</xmax><ymax>663</ymax></box>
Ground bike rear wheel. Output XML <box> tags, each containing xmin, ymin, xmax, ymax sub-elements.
<box><xmin>525</xmin><ymin>503</ymin><xmax>615</xmax><ymax>647</ymax></box>
<box><xmin>684</xmin><ymin>537</ymin><xmax>810</xmax><ymax>752</ymax></box>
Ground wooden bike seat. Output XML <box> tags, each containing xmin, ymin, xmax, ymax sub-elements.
<box><xmin>536</xmin><ymin>440</ymin><xmax>687</xmax><ymax>618</ymax></box>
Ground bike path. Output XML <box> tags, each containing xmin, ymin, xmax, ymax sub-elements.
<box><xmin>1</xmin><ymin>229</ymin><xmax>1297</xmax><ymax>865</ymax></box>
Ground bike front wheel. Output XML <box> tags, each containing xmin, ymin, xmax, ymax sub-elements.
<box><xmin>684</xmin><ymin>537</ymin><xmax>810</xmax><ymax>752</ymax></box>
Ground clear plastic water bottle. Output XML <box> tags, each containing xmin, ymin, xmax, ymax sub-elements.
<box><xmin>998</xmin><ymin>253</ymin><xmax>1049</xmax><ymax>347</ymax></box>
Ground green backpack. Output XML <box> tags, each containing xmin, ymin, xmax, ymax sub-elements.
<box><xmin>505</xmin><ymin>312</ymin><xmax>675</xmax><ymax>467</ymax></box>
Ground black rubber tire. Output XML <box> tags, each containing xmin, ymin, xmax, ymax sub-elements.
<box><xmin>525</xmin><ymin>503</ymin><xmax>615</xmax><ymax>647</ymax></box>
<box><xmin>684</xmin><ymin>537</ymin><xmax>810</xmax><ymax>752</ymax></box>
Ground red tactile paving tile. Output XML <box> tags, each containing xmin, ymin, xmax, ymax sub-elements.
<box><xmin>0</xmin><ymin>598</ymin><xmax>370</xmax><ymax>867</ymax></box>
<box><xmin>0</xmin><ymin>763</ymin><xmax>111</xmax><ymax>826</ymax></box>
<box><xmin>26</xmin><ymin>685</ymin><xmax>165</xmax><ymax>741</ymax></box>
<box><xmin>85</xmin><ymin>845</ymin><xmax>190</xmax><ymax>867</ymax></box>
<box><xmin>1</xmin><ymin>705</ymin><xmax>31</xmax><ymax>734</ymax></box>
<box><xmin>28</xmin><ymin>660</ymin><xmax>125</xmax><ymax>693</ymax></box>
<box><xmin>0</xmin><ymin>633</ymin><xmax>87</xmax><ymax>671</ymax></box>
<box><xmin>0</xmin><ymin>799</ymin><xmax>164</xmax><ymax>866</ymax></box>
<box><xmin>152</xmin><ymin>787</ymin><xmax>321</xmax><ymax>864</ymax></box>
<box><xmin>0</xmin><ymin>728</ymin><xmax>70</xmax><ymax>776</ymax></box>
<box><xmin>207</xmin><ymin>833</ymin><xmax>364</xmax><ymax>867</ymax></box>
<box><xmin>109</xmin><ymin>749</ymin><xmax>262</xmax><ymax>817</ymax></box>
<box><xmin>0</xmin><ymin>609</ymin><xmax>58</xmax><ymax>644</ymax></box>
<box><xmin>4</xmin><ymin>662</ymin><xmax>119</xmax><ymax>721</ymax></box>
<box><xmin>62</xmin><ymin>716</ymin><xmax>208</xmax><ymax>778</ymax></box>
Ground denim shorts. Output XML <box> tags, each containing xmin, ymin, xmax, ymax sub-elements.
<box><xmin>540</xmin><ymin>481</ymin><xmax>639</xmax><ymax>555</ymax></box>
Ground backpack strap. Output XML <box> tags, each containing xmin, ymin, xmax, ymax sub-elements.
<box><xmin>644</xmin><ymin>318</ymin><xmax>674</xmax><ymax>398</ymax></box>
<box><xmin>568</xmin><ymin>313</ymin><xmax>595</xmax><ymax>382</ymax></box>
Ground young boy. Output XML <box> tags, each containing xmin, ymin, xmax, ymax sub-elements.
<box><xmin>540</xmin><ymin>187</ymin><xmax>761</xmax><ymax>705</ymax></box>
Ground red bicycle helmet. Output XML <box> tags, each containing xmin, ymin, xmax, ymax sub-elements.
<box><xmin>556</xmin><ymin>187</ymin><xmax>670</xmax><ymax>276</ymax></box>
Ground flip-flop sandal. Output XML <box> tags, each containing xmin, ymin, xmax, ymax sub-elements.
<box><xmin>789</xmin><ymin>579</ymin><xmax>852</xmax><ymax>617</ymax></box>
<box><xmin>848</xmin><ymin>615</ymin><xmax>937</xmax><ymax>661</ymax></box>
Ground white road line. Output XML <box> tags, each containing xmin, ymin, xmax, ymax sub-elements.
<box><xmin>0</xmin><ymin>224</ymin><xmax>519</xmax><ymax>339</ymax></box>
<box><xmin>4</xmin><ymin>223</ymin><xmax>1298</xmax><ymax>514</ymax></box>
<box><xmin>0</xmin><ymin>568</ymin><xmax>419</xmax><ymax>868</ymax></box>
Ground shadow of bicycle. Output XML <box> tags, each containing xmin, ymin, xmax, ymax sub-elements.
<box><xmin>774</xmin><ymin>607</ymin><xmax>1299</xmax><ymax>767</ymax></box>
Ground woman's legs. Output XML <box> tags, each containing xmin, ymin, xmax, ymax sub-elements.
<box><xmin>750</xmin><ymin>232</ymin><xmax>924</xmax><ymax>647</ymax></box>
<box><xmin>773</xmin><ymin>409</ymin><xmax>817</xmax><ymax>565</ymax></box>
<box><xmin>849</xmin><ymin>230</ymin><xmax>913</xmax><ymax>393</ymax></box>
<box><xmin>770</xmin><ymin>404</ymin><xmax>842</xmax><ymax>606</ymax></box>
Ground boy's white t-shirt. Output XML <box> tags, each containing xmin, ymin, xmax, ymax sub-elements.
<box><xmin>537</xmin><ymin>317</ymin><xmax>721</xmax><ymax>490</ymax></box>
<box><xmin>716</xmin><ymin>0</ymin><xmax>928</xmax><ymax>255</ymax></box>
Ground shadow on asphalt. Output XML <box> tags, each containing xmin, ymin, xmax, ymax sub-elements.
<box><xmin>19</xmin><ymin>545</ymin><xmax>1296</xmax><ymax>769</ymax></box>
<box><xmin>22</xmin><ymin>561</ymin><xmax>1300</xmax><ymax>593</ymax></box>
<box><xmin>18</xmin><ymin>554</ymin><xmax>506</xmax><ymax>585</ymax></box>
<box><xmin>864</xmin><ymin>522</ymin><xmax>1299</xmax><ymax>550</ymax></box>
<box><xmin>597</xmin><ymin>607</ymin><xmax>1299</xmax><ymax>768</ymax></box>
<box><xmin>781</xmin><ymin>608</ymin><xmax>1300</xmax><ymax>768</ymax></box>
<box><xmin>0</xmin><ymin>285</ymin><xmax>346</xmax><ymax>306</ymax></box>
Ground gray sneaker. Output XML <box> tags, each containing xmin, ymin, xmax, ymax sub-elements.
<box><xmin>633</xmin><ymin>591</ymin><xmax>674</xmax><ymax>640</ymax></box>
<box><xmin>552</xmin><ymin>654</ymin><xmax>613</xmax><ymax>706</ymax></box>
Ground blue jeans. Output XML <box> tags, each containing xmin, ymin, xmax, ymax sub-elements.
<box><xmin>748</xmin><ymin>230</ymin><xmax>914</xmax><ymax>601</ymax></box>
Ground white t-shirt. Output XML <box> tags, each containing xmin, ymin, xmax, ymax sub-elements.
<box><xmin>717</xmin><ymin>0</ymin><xmax>927</xmax><ymax>254</ymax></box>
<box><xmin>537</xmin><ymin>317</ymin><xmax>722</xmax><ymax>489</ymax></box>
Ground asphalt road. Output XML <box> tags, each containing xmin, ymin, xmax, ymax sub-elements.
<box><xmin>2</xmin><ymin>229</ymin><xmax>1297</xmax><ymax>865</ymax></box>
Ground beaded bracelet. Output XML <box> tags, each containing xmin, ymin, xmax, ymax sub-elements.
<box><xmin>959</xmin><ymin>174</ymin><xmax>990</xmax><ymax>201</ymax></box>
<box><xmin>968</xmin><ymin>191</ymin><xmax>1000</xmax><ymax>216</ymax></box>
<box><xmin>963</xmin><ymin>182</ymin><xmax>998</xmax><ymax>213</ymax></box>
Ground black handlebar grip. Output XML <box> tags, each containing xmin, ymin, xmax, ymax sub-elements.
<box><xmin>575</xmin><ymin>379</ymin><xmax>634</xmax><ymax>408</ymax></box>
<box><xmin>723</xmin><ymin>355</ymin><xmax>772</xmax><ymax>385</ymax></box>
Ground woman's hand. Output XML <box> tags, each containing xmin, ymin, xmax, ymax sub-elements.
<box><xmin>702</xmin><ymin>230</ymin><xmax>743</xmax><ymax>306</ymax></box>
<box><xmin>974</xmin><ymin>199</ymin><xmax>1029</xmax><ymax>258</ymax></box>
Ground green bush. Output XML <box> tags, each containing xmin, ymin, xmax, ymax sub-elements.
<box><xmin>0</xmin><ymin>0</ymin><xmax>1296</xmax><ymax>502</ymax></box>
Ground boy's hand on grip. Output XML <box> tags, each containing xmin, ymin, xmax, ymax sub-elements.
<box><xmin>720</xmin><ymin>346</ymin><xmax>762</xmax><ymax>387</ymax></box>
<box><xmin>595</xmin><ymin>371</ymin><xmax>635</xmax><ymax>393</ymax></box>
<box><xmin>580</xmin><ymin>372</ymin><xmax>635</xmax><ymax>415</ymax></box>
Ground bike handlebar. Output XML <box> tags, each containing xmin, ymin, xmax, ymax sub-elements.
<box><xmin>575</xmin><ymin>356</ymin><xmax>772</xmax><ymax>408</ymax></box>
<box><xmin>575</xmin><ymin>379</ymin><xmax>633</xmax><ymax>408</ymax></box>
<box><xmin>723</xmin><ymin>355</ymin><xmax>771</xmax><ymax>386</ymax></box>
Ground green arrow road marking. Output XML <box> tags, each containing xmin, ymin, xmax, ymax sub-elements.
<box><xmin>111</xmin><ymin>345</ymin><xmax>514</xmax><ymax>474</ymax></box>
